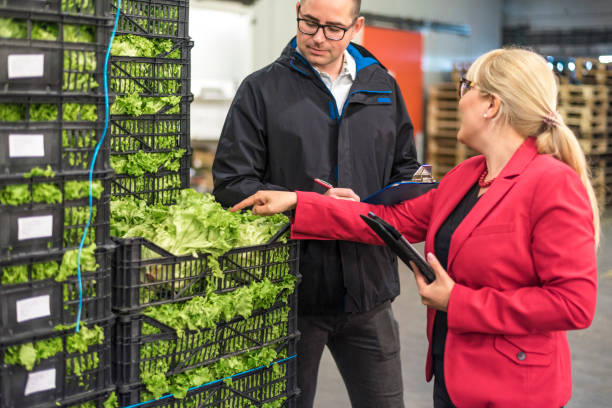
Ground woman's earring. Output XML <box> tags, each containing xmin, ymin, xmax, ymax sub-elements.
<box><xmin>483</xmin><ymin>113</ymin><xmax>488</xmax><ymax>118</ymax></box>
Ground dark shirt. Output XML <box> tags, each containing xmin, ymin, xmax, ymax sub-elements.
<box><xmin>432</xmin><ymin>182</ymin><xmax>481</xmax><ymax>356</ymax></box>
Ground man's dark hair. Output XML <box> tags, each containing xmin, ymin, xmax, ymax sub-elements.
<box><xmin>352</xmin><ymin>0</ymin><xmax>361</xmax><ymax>19</ymax></box>
<box><xmin>353</xmin><ymin>0</ymin><xmax>361</xmax><ymax>18</ymax></box>
<box><xmin>300</xmin><ymin>0</ymin><xmax>361</xmax><ymax>19</ymax></box>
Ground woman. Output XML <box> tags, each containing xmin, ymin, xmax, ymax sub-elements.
<box><xmin>231</xmin><ymin>48</ymin><xmax>599</xmax><ymax>408</ymax></box>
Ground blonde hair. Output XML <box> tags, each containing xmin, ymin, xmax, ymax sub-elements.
<box><xmin>467</xmin><ymin>48</ymin><xmax>600</xmax><ymax>244</ymax></box>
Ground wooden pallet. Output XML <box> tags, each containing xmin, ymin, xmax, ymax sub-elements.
<box><xmin>577</xmin><ymin>132</ymin><xmax>608</xmax><ymax>155</ymax></box>
<box><xmin>429</xmin><ymin>163</ymin><xmax>455</xmax><ymax>180</ymax></box>
<box><xmin>588</xmin><ymin>154</ymin><xmax>612</xmax><ymax>208</ymax></box>
<box><xmin>428</xmin><ymin>100</ymin><xmax>460</xmax><ymax>118</ymax></box>
<box><xmin>427</xmin><ymin>138</ymin><xmax>478</xmax><ymax>180</ymax></box>
<box><xmin>428</xmin><ymin>83</ymin><xmax>459</xmax><ymax>101</ymax></box>
<box><xmin>427</xmin><ymin>119</ymin><xmax>460</xmax><ymax>135</ymax></box>
<box><xmin>559</xmin><ymin>105</ymin><xmax>608</xmax><ymax>133</ymax></box>
<box><xmin>587</xmin><ymin>158</ymin><xmax>607</xmax><ymax>208</ymax></box>
<box><xmin>558</xmin><ymin>84</ymin><xmax>609</xmax><ymax>105</ymax></box>
<box><xmin>566</xmin><ymin>117</ymin><xmax>607</xmax><ymax>134</ymax></box>
<box><xmin>575</xmin><ymin>58</ymin><xmax>612</xmax><ymax>86</ymax></box>
<box><xmin>593</xmin><ymin>182</ymin><xmax>607</xmax><ymax>209</ymax></box>
<box><xmin>450</xmin><ymin>62</ymin><xmax>471</xmax><ymax>84</ymax></box>
<box><xmin>559</xmin><ymin>105</ymin><xmax>608</xmax><ymax>121</ymax></box>
<box><xmin>428</xmin><ymin>139</ymin><xmax>476</xmax><ymax>160</ymax></box>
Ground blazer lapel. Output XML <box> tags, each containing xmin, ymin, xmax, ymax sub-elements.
<box><xmin>426</xmin><ymin>157</ymin><xmax>485</xmax><ymax>254</ymax></box>
<box><xmin>447</xmin><ymin>138</ymin><xmax>539</xmax><ymax>271</ymax></box>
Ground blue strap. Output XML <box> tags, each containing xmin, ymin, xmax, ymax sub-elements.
<box><xmin>75</xmin><ymin>0</ymin><xmax>121</xmax><ymax>332</ymax></box>
<box><xmin>123</xmin><ymin>354</ymin><xmax>298</xmax><ymax>408</ymax></box>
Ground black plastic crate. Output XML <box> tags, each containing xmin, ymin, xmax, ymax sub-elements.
<box><xmin>110</xmin><ymin>38</ymin><xmax>191</xmax><ymax>98</ymax></box>
<box><xmin>0</xmin><ymin>0</ymin><xmax>107</xmax><ymax>18</ymax></box>
<box><xmin>114</xmin><ymin>293</ymin><xmax>298</xmax><ymax>385</ymax></box>
<box><xmin>109</xmin><ymin>0</ymin><xmax>189</xmax><ymax>39</ymax></box>
<box><xmin>117</xmin><ymin>337</ymin><xmax>298</xmax><ymax>407</ymax></box>
<box><xmin>112</xmin><ymin>238</ymin><xmax>299</xmax><ymax>313</ymax></box>
<box><xmin>0</xmin><ymin>245</ymin><xmax>113</xmax><ymax>344</ymax></box>
<box><xmin>0</xmin><ymin>10</ymin><xmax>111</xmax><ymax>96</ymax></box>
<box><xmin>0</xmin><ymin>120</ymin><xmax>110</xmax><ymax>176</ymax></box>
<box><xmin>108</xmin><ymin>96</ymin><xmax>191</xmax><ymax>204</ymax></box>
<box><xmin>0</xmin><ymin>94</ymin><xmax>110</xmax><ymax>177</ymax></box>
<box><xmin>0</xmin><ymin>318</ymin><xmax>113</xmax><ymax>408</ymax></box>
<box><xmin>109</xmin><ymin>112</ymin><xmax>189</xmax><ymax>155</ymax></box>
<box><xmin>109</xmin><ymin>155</ymin><xmax>190</xmax><ymax>205</ymax></box>
<box><xmin>0</xmin><ymin>174</ymin><xmax>111</xmax><ymax>259</ymax></box>
<box><xmin>57</xmin><ymin>388</ymin><xmax>117</xmax><ymax>408</ymax></box>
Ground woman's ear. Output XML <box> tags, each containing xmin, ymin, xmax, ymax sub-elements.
<box><xmin>485</xmin><ymin>94</ymin><xmax>502</xmax><ymax>119</ymax></box>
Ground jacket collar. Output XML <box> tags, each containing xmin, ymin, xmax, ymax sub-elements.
<box><xmin>432</xmin><ymin>137</ymin><xmax>539</xmax><ymax>272</ymax></box>
<box><xmin>283</xmin><ymin>37</ymin><xmax>380</xmax><ymax>78</ymax></box>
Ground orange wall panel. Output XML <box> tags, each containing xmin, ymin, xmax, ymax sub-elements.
<box><xmin>362</xmin><ymin>26</ymin><xmax>423</xmax><ymax>134</ymax></box>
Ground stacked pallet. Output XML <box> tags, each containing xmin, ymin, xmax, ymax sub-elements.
<box><xmin>558</xmin><ymin>84</ymin><xmax>609</xmax><ymax>154</ymax></box>
<box><xmin>426</xmin><ymin>83</ymin><xmax>477</xmax><ymax>180</ymax></box>
<box><xmin>0</xmin><ymin>0</ymin><xmax>116</xmax><ymax>406</ymax></box>
<box><xmin>574</xmin><ymin>58</ymin><xmax>612</xmax><ymax>86</ymax></box>
<box><xmin>560</xmin><ymin>58</ymin><xmax>612</xmax><ymax>207</ymax></box>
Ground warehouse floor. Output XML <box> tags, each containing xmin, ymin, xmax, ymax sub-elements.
<box><xmin>313</xmin><ymin>216</ymin><xmax>612</xmax><ymax>407</ymax></box>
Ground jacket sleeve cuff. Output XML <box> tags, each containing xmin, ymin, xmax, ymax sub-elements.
<box><xmin>290</xmin><ymin>191</ymin><xmax>322</xmax><ymax>240</ymax></box>
<box><xmin>447</xmin><ymin>283</ymin><xmax>474</xmax><ymax>333</ymax></box>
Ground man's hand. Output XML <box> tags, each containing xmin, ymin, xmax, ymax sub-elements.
<box><xmin>409</xmin><ymin>253</ymin><xmax>455</xmax><ymax>312</ymax></box>
<box><xmin>325</xmin><ymin>188</ymin><xmax>360</xmax><ymax>201</ymax></box>
<box><xmin>231</xmin><ymin>191</ymin><xmax>298</xmax><ymax>215</ymax></box>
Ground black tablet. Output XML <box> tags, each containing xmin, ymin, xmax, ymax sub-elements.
<box><xmin>360</xmin><ymin>212</ymin><xmax>435</xmax><ymax>283</ymax></box>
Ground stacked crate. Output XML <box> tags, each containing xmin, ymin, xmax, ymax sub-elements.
<box><xmin>112</xmin><ymin>237</ymin><xmax>301</xmax><ymax>406</ymax></box>
<box><xmin>426</xmin><ymin>82</ymin><xmax>477</xmax><ymax>180</ymax></box>
<box><xmin>105</xmin><ymin>2</ymin><xmax>300</xmax><ymax>406</ymax></box>
<box><xmin>108</xmin><ymin>0</ymin><xmax>192</xmax><ymax>205</ymax></box>
<box><xmin>0</xmin><ymin>0</ymin><xmax>115</xmax><ymax>406</ymax></box>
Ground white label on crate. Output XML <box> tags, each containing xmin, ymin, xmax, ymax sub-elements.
<box><xmin>24</xmin><ymin>368</ymin><xmax>56</xmax><ymax>396</ymax></box>
<box><xmin>16</xmin><ymin>295</ymin><xmax>51</xmax><ymax>323</ymax></box>
<box><xmin>17</xmin><ymin>215</ymin><xmax>53</xmax><ymax>241</ymax></box>
<box><xmin>7</xmin><ymin>54</ymin><xmax>44</xmax><ymax>79</ymax></box>
<box><xmin>8</xmin><ymin>134</ymin><xmax>45</xmax><ymax>158</ymax></box>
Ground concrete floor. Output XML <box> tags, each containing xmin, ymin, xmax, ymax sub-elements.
<box><xmin>313</xmin><ymin>217</ymin><xmax>612</xmax><ymax>407</ymax></box>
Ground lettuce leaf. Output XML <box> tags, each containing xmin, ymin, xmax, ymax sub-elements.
<box><xmin>111</xmin><ymin>34</ymin><xmax>179</xmax><ymax>58</ymax></box>
<box><xmin>0</xmin><ymin>18</ymin><xmax>26</xmax><ymax>39</ymax></box>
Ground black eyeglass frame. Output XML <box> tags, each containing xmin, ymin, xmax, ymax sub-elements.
<box><xmin>296</xmin><ymin>5</ymin><xmax>357</xmax><ymax>41</ymax></box>
<box><xmin>459</xmin><ymin>76</ymin><xmax>476</xmax><ymax>98</ymax></box>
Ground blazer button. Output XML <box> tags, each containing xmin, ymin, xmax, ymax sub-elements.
<box><xmin>517</xmin><ymin>351</ymin><xmax>526</xmax><ymax>361</ymax></box>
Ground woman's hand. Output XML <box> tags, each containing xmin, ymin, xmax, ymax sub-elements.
<box><xmin>409</xmin><ymin>253</ymin><xmax>455</xmax><ymax>312</ymax></box>
<box><xmin>230</xmin><ymin>190</ymin><xmax>297</xmax><ymax>215</ymax></box>
<box><xmin>325</xmin><ymin>188</ymin><xmax>360</xmax><ymax>201</ymax></box>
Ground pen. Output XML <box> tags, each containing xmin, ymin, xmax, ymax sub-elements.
<box><xmin>314</xmin><ymin>178</ymin><xmax>334</xmax><ymax>190</ymax></box>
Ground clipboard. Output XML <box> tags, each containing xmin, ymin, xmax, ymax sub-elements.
<box><xmin>360</xmin><ymin>211</ymin><xmax>435</xmax><ymax>283</ymax></box>
<box><xmin>361</xmin><ymin>181</ymin><xmax>438</xmax><ymax>205</ymax></box>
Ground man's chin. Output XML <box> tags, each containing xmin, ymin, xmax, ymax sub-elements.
<box><xmin>305</xmin><ymin>53</ymin><xmax>328</xmax><ymax>67</ymax></box>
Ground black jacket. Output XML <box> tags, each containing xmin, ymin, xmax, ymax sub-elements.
<box><xmin>213</xmin><ymin>38</ymin><xmax>420</xmax><ymax>314</ymax></box>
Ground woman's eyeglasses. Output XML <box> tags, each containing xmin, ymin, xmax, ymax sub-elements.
<box><xmin>459</xmin><ymin>77</ymin><xmax>476</xmax><ymax>98</ymax></box>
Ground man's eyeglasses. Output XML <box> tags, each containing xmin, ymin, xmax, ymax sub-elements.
<box><xmin>297</xmin><ymin>6</ymin><xmax>356</xmax><ymax>41</ymax></box>
<box><xmin>459</xmin><ymin>77</ymin><xmax>476</xmax><ymax>98</ymax></box>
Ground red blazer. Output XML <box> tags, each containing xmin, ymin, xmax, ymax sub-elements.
<box><xmin>291</xmin><ymin>138</ymin><xmax>597</xmax><ymax>407</ymax></box>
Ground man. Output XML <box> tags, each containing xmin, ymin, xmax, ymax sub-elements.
<box><xmin>212</xmin><ymin>0</ymin><xmax>420</xmax><ymax>406</ymax></box>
